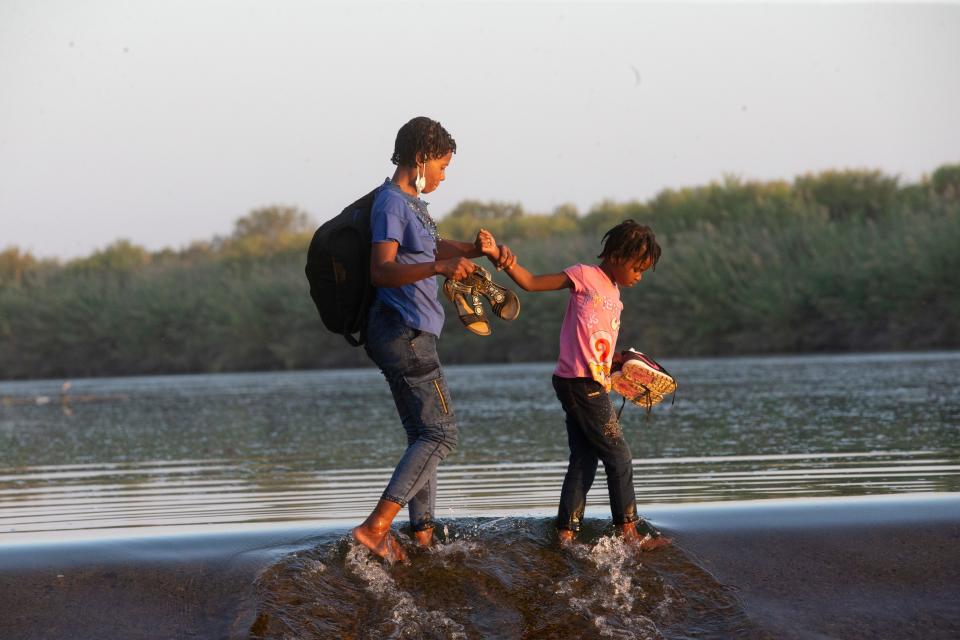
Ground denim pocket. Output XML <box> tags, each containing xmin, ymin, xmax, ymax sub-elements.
<box><xmin>402</xmin><ymin>369</ymin><xmax>453</xmax><ymax>423</ymax></box>
<box><xmin>408</xmin><ymin>329</ymin><xmax>438</xmax><ymax>364</ymax></box>
<box><xmin>576</xmin><ymin>381</ymin><xmax>620</xmax><ymax>439</ymax></box>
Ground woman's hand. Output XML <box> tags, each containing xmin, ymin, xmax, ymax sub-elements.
<box><xmin>435</xmin><ymin>256</ymin><xmax>476</xmax><ymax>281</ymax></box>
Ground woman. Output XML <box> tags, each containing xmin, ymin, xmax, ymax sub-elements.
<box><xmin>351</xmin><ymin>116</ymin><xmax>514</xmax><ymax>562</ymax></box>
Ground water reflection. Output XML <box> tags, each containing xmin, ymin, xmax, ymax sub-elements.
<box><xmin>0</xmin><ymin>352</ymin><xmax>958</xmax><ymax>538</ymax></box>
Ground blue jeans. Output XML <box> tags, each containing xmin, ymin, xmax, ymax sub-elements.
<box><xmin>553</xmin><ymin>375</ymin><xmax>638</xmax><ymax>531</ymax></box>
<box><xmin>364</xmin><ymin>301</ymin><xmax>458</xmax><ymax>532</ymax></box>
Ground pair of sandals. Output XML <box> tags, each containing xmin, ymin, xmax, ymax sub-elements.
<box><xmin>610</xmin><ymin>349</ymin><xmax>678</xmax><ymax>414</ymax></box>
<box><xmin>442</xmin><ymin>265</ymin><xmax>520</xmax><ymax>336</ymax></box>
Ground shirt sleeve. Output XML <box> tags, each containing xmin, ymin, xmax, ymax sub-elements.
<box><xmin>563</xmin><ymin>264</ymin><xmax>586</xmax><ymax>293</ymax></box>
<box><xmin>371</xmin><ymin>194</ymin><xmax>405</xmax><ymax>243</ymax></box>
<box><xmin>371</xmin><ymin>194</ymin><xmax>430</xmax><ymax>254</ymax></box>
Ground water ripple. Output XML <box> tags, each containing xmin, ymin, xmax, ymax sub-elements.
<box><xmin>1</xmin><ymin>450</ymin><xmax>956</xmax><ymax>539</ymax></box>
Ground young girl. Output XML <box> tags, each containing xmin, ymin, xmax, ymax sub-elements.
<box><xmin>351</xmin><ymin>117</ymin><xmax>513</xmax><ymax>563</ymax></box>
<box><xmin>495</xmin><ymin>220</ymin><xmax>670</xmax><ymax>549</ymax></box>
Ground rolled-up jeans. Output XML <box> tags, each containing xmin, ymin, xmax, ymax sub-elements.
<box><xmin>552</xmin><ymin>375</ymin><xmax>638</xmax><ymax>532</ymax></box>
<box><xmin>364</xmin><ymin>301</ymin><xmax>458</xmax><ymax>532</ymax></box>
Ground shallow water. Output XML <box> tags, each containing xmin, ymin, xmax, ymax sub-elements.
<box><xmin>1</xmin><ymin>352</ymin><xmax>957</xmax><ymax>538</ymax></box>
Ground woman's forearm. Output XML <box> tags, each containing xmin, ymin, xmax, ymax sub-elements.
<box><xmin>436</xmin><ymin>238</ymin><xmax>483</xmax><ymax>260</ymax></box>
<box><xmin>370</xmin><ymin>260</ymin><xmax>440</xmax><ymax>288</ymax></box>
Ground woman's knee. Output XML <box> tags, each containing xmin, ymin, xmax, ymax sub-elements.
<box><xmin>423</xmin><ymin>421</ymin><xmax>458</xmax><ymax>456</ymax></box>
<box><xmin>440</xmin><ymin>423</ymin><xmax>459</xmax><ymax>454</ymax></box>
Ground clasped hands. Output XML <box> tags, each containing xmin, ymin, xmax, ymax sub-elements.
<box><xmin>434</xmin><ymin>229</ymin><xmax>517</xmax><ymax>281</ymax></box>
<box><xmin>475</xmin><ymin>229</ymin><xmax>517</xmax><ymax>272</ymax></box>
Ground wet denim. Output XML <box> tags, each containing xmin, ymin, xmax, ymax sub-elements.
<box><xmin>552</xmin><ymin>375</ymin><xmax>638</xmax><ymax>531</ymax></box>
<box><xmin>364</xmin><ymin>301</ymin><xmax>458</xmax><ymax>531</ymax></box>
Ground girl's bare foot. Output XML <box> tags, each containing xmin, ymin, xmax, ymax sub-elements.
<box><xmin>638</xmin><ymin>534</ymin><xmax>672</xmax><ymax>552</ymax></box>
<box><xmin>619</xmin><ymin>521</ymin><xmax>672</xmax><ymax>551</ymax></box>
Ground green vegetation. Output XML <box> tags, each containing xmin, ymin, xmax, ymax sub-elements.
<box><xmin>2</xmin><ymin>167</ymin><xmax>958</xmax><ymax>380</ymax></box>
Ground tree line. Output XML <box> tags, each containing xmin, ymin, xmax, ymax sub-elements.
<box><xmin>1</xmin><ymin>165</ymin><xmax>958</xmax><ymax>380</ymax></box>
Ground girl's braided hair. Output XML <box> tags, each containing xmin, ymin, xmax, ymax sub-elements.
<box><xmin>391</xmin><ymin>117</ymin><xmax>457</xmax><ymax>167</ymax></box>
<box><xmin>598</xmin><ymin>220</ymin><xmax>662</xmax><ymax>269</ymax></box>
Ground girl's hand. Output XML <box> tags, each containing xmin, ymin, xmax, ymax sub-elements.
<box><xmin>611</xmin><ymin>351</ymin><xmax>625</xmax><ymax>372</ymax></box>
<box><xmin>492</xmin><ymin>244</ymin><xmax>517</xmax><ymax>271</ymax></box>
<box><xmin>475</xmin><ymin>229</ymin><xmax>500</xmax><ymax>259</ymax></box>
<box><xmin>435</xmin><ymin>256</ymin><xmax>476</xmax><ymax>281</ymax></box>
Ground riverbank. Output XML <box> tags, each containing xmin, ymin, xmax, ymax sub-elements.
<box><xmin>1</xmin><ymin>494</ymin><xmax>957</xmax><ymax>639</ymax></box>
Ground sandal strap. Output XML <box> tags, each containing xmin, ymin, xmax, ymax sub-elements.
<box><xmin>458</xmin><ymin>311</ymin><xmax>485</xmax><ymax>326</ymax></box>
<box><xmin>472</xmin><ymin>265</ymin><xmax>492</xmax><ymax>282</ymax></box>
<box><xmin>444</xmin><ymin>278</ymin><xmax>476</xmax><ymax>295</ymax></box>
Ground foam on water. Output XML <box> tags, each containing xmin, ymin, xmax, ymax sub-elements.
<box><xmin>344</xmin><ymin>543</ymin><xmax>468</xmax><ymax>640</ymax></box>
<box><xmin>565</xmin><ymin>536</ymin><xmax>663</xmax><ymax>639</ymax></box>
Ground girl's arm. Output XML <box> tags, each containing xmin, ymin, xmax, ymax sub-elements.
<box><xmin>503</xmin><ymin>263</ymin><xmax>572</xmax><ymax>292</ymax></box>
<box><xmin>371</xmin><ymin>241</ymin><xmax>475</xmax><ymax>287</ymax></box>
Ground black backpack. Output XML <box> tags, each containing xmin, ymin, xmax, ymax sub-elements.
<box><xmin>305</xmin><ymin>188</ymin><xmax>379</xmax><ymax>346</ymax></box>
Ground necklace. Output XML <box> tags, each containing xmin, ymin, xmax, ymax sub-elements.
<box><xmin>407</xmin><ymin>200</ymin><xmax>440</xmax><ymax>241</ymax></box>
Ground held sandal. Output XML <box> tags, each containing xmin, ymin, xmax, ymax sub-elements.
<box><xmin>442</xmin><ymin>278</ymin><xmax>491</xmax><ymax>336</ymax></box>
<box><xmin>466</xmin><ymin>266</ymin><xmax>521</xmax><ymax>321</ymax></box>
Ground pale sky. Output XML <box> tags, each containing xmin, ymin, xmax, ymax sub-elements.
<box><xmin>1</xmin><ymin>1</ymin><xmax>958</xmax><ymax>259</ymax></box>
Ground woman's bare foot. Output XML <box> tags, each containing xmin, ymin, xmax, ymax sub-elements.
<box><xmin>558</xmin><ymin>529</ymin><xmax>576</xmax><ymax>544</ymax></box>
<box><xmin>352</xmin><ymin>499</ymin><xmax>408</xmax><ymax>564</ymax></box>
<box><xmin>352</xmin><ymin>525</ymin><xmax>407</xmax><ymax>564</ymax></box>
<box><xmin>413</xmin><ymin>528</ymin><xmax>434</xmax><ymax>548</ymax></box>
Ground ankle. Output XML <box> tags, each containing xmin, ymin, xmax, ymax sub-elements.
<box><xmin>413</xmin><ymin>529</ymin><xmax>434</xmax><ymax>547</ymax></box>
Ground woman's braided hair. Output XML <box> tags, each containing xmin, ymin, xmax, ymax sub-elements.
<box><xmin>598</xmin><ymin>219</ymin><xmax>662</xmax><ymax>269</ymax></box>
<box><xmin>391</xmin><ymin>117</ymin><xmax>457</xmax><ymax>167</ymax></box>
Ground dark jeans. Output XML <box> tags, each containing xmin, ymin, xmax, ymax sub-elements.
<box><xmin>364</xmin><ymin>301</ymin><xmax>458</xmax><ymax>532</ymax></box>
<box><xmin>553</xmin><ymin>375</ymin><xmax>638</xmax><ymax>531</ymax></box>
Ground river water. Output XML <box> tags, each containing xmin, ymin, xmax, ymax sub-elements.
<box><xmin>1</xmin><ymin>352</ymin><xmax>958</xmax><ymax>638</ymax></box>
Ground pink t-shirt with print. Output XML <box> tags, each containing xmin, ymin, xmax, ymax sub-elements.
<box><xmin>554</xmin><ymin>263</ymin><xmax>623</xmax><ymax>389</ymax></box>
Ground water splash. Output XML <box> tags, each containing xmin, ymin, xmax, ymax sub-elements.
<box><xmin>344</xmin><ymin>542</ymin><xmax>467</xmax><ymax>639</ymax></box>
<box><xmin>247</xmin><ymin>518</ymin><xmax>759</xmax><ymax>639</ymax></box>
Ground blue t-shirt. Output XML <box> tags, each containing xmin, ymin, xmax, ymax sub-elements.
<box><xmin>371</xmin><ymin>179</ymin><xmax>445</xmax><ymax>336</ymax></box>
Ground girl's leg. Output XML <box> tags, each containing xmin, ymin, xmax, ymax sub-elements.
<box><xmin>553</xmin><ymin>376</ymin><xmax>600</xmax><ymax>537</ymax></box>
<box><xmin>557</xmin><ymin>411</ymin><xmax>599</xmax><ymax>533</ymax></box>
<box><xmin>555</xmin><ymin>377</ymin><xmax>639</xmax><ymax>529</ymax></box>
<box><xmin>580</xmin><ymin>396</ymin><xmax>669</xmax><ymax>549</ymax></box>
